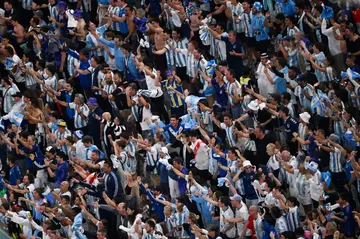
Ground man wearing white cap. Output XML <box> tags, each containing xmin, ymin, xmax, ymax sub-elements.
<box><xmin>226</xmin><ymin>194</ymin><xmax>250</xmax><ymax>238</ymax></box>
<box><xmin>306</xmin><ymin>161</ymin><xmax>324</xmax><ymax>208</ymax></box>
<box><xmin>298</xmin><ymin>112</ymin><xmax>311</xmax><ymax>151</ymax></box>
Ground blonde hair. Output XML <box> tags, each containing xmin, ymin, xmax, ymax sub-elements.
<box><xmin>266</xmin><ymin>143</ymin><xmax>275</xmax><ymax>149</ymax></box>
<box><xmin>189</xmin><ymin>212</ymin><xmax>200</xmax><ymax>222</ymax></box>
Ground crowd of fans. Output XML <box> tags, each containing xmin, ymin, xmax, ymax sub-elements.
<box><xmin>0</xmin><ymin>0</ymin><xmax>360</xmax><ymax>238</ymax></box>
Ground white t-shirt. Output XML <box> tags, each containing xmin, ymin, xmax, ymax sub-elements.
<box><xmin>220</xmin><ymin>206</ymin><xmax>236</xmax><ymax>238</ymax></box>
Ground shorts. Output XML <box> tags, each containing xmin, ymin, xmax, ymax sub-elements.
<box><xmin>255</xmin><ymin>39</ymin><xmax>270</xmax><ymax>54</ymax></box>
<box><xmin>246</xmin><ymin>37</ymin><xmax>256</xmax><ymax>48</ymax></box>
<box><xmin>237</xmin><ymin>32</ymin><xmax>246</xmax><ymax>42</ymax></box>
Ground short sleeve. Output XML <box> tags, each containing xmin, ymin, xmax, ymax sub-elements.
<box><xmin>220</xmin><ymin>33</ymin><xmax>229</xmax><ymax>42</ymax></box>
<box><xmin>81</xmin><ymin>105</ymin><xmax>90</xmax><ymax>117</ymax></box>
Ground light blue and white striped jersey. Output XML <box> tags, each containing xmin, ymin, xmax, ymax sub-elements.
<box><xmin>299</xmin><ymin>84</ymin><xmax>313</xmax><ymax>110</ymax></box>
<box><xmin>1</xmin><ymin>86</ymin><xmax>16</xmax><ymax>113</ymax></box>
<box><xmin>298</xmin><ymin>123</ymin><xmax>308</xmax><ymax>151</ymax></box>
<box><xmin>81</xmin><ymin>0</ymin><xmax>91</xmax><ymax>12</ymax></box>
<box><xmin>286</xmin><ymin>26</ymin><xmax>299</xmax><ymax>38</ymax></box>
<box><xmin>103</xmin><ymin>83</ymin><xmax>117</xmax><ymax>109</ymax></box>
<box><xmin>313</xmin><ymin>52</ymin><xmax>326</xmax><ymax>82</ymax></box>
<box><xmin>24</xmin><ymin>62</ymin><xmax>36</xmax><ymax>87</ymax></box>
<box><xmin>275</xmin><ymin>216</ymin><xmax>289</xmax><ymax>234</ymax></box>
<box><xmin>44</xmin><ymin>75</ymin><xmax>57</xmax><ymax>103</ymax></box>
<box><xmin>19</xmin><ymin>183</ymin><xmax>35</xmax><ymax>204</ymax></box>
<box><xmin>226</xmin><ymin>80</ymin><xmax>242</xmax><ymax>105</ymax></box>
<box><xmin>288</xmin><ymin>48</ymin><xmax>298</xmax><ymax>67</ymax></box>
<box><xmin>165</xmin><ymin>43</ymin><xmax>175</xmax><ymax>68</ymax></box>
<box><xmin>146</xmin><ymin>146</ymin><xmax>158</xmax><ymax>174</ymax></box>
<box><xmin>286</xmin><ymin>206</ymin><xmax>300</xmax><ymax>232</ymax></box>
<box><xmin>254</xmin><ymin>215</ymin><xmax>263</xmax><ymax>239</ymax></box>
<box><xmin>69</xmin><ymin>102</ymin><xmax>90</xmax><ymax>129</ymax></box>
<box><xmin>201</xmin><ymin>110</ymin><xmax>213</xmax><ymax>133</ymax></box>
<box><xmin>22</xmin><ymin>0</ymin><xmax>33</xmax><ymax>9</ymax></box>
<box><xmin>103</xmin><ymin>47</ymin><xmax>116</xmax><ymax>70</ymax></box>
<box><xmin>216</xmin><ymin>38</ymin><xmax>227</xmax><ymax>61</ymax></box>
<box><xmin>198</xmin><ymin>57</ymin><xmax>209</xmax><ymax>91</ymax></box>
<box><xmin>172</xmin><ymin>210</ymin><xmax>189</xmax><ymax>237</ymax></box>
<box><xmin>48</xmin><ymin>4</ymin><xmax>58</xmax><ymax>20</ymax></box>
<box><xmin>67</xmin><ymin>52</ymin><xmax>80</xmax><ymax>77</ymax></box>
<box><xmin>324</xmin><ymin>66</ymin><xmax>336</xmax><ymax>82</ymax></box>
<box><xmin>295</xmin><ymin>172</ymin><xmax>310</xmax><ymax>196</ymax></box>
<box><xmin>329</xmin><ymin>146</ymin><xmax>343</xmax><ymax>173</ymax></box>
<box><xmin>179</xmin><ymin>49</ymin><xmax>198</xmax><ymax>77</ymax></box>
<box><xmin>108</xmin><ymin>6</ymin><xmax>121</xmax><ymax>31</ymax></box>
<box><xmin>221</xmin><ymin>123</ymin><xmax>236</xmax><ymax>147</ymax></box>
<box><xmin>85</xmin><ymin>25</ymin><xmax>107</xmax><ymax>57</ymax></box>
<box><xmin>242</xmin><ymin>11</ymin><xmax>254</xmax><ymax>38</ymax></box>
<box><xmin>55</xmin><ymin>128</ymin><xmax>72</xmax><ymax>154</ymax></box>
<box><xmin>333</xmin><ymin>120</ymin><xmax>344</xmax><ymax>137</ymax></box>
<box><xmin>174</xmin><ymin>38</ymin><xmax>189</xmax><ymax>67</ymax></box>
<box><xmin>226</xmin><ymin>2</ymin><xmax>244</xmax><ymax>33</ymax></box>
<box><xmin>209</xmin><ymin>35</ymin><xmax>217</xmax><ymax>57</ymax></box>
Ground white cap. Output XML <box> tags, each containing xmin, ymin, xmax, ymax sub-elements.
<box><xmin>160</xmin><ymin>147</ymin><xmax>168</xmax><ymax>155</ymax></box>
<box><xmin>248</xmin><ymin>100</ymin><xmax>259</xmax><ymax>111</ymax></box>
<box><xmin>299</xmin><ymin>112</ymin><xmax>311</xmax><ymax>124</ymax></box>
<box><xmin>151</xmin><ymin>115</ymin><xmax>160</xmax><ymax>121</ymax></box>
<box><xmin>243</xmin><ymin>160</ymin><xmax>252</xmax><ymax>168</ymax></box>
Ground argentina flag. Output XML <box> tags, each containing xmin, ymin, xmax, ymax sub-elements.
<box><xmin>9</xmin><ymin>112</ymin><xmax>24</xmax><ymax>126</ymax></box>
<box><xmin>347</xmin><ymin>68</ymin><xmax>360</xmax><ymax>81</ymax></box>
<box><xmin>311</xmin><ymin>93</ymin><xmax>321</xmax><ymax>112</ymax></box>
<box><xmin>317</xmin><ymin>89</ymin><xmax>330</xmax><ymax>103</ymax></box>
<box><xmin>206</xmin><ymin>60</ymin><xmax>216</xmax><ymax>75</ymax></box>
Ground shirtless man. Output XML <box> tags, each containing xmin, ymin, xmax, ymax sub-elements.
<box><xmin>11</xmin><ymin>16</ymin><xmax>25</xmax><ymax>44</ymax></box>
<box><xmin>69</xmin><ymin>10</ymin><xmax>86</xmax><ymax>49</ymax></box>
<box><xmin>124</xmin><ymin>6</ymin><xmax>137</xmax><ymax>52</ymax></box>
<box><xmin>147</xmin><ymin>18</ymin><xmax>167</xmax><ymax>77</ymax></box>
<box><xmin>24</xmin><ymin>93</ymin><xmax>44</xmax><ymax>135</ymax></box>
<box><xmin>167</xmin><ymin>0</ymin><xmax>185</xmax><ymax>23</ymax></box>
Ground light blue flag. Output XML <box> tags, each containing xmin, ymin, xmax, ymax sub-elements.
<box><xmin>217</xmin><ymin>177</ymin><xmax>227</xmax><ymax>187</ymax></box>
<box><xmin>321</xmin><ymin>171</ymin><xmax>332</xmax><ymax>188</ymax></box>
<box><xmin>88</xmin><ymin>145</ymin><xmax>105</xmax><ymax>159</ymax></box>
<box><xmin>340</xmin><ymin>71</ymin><xmax>348</xmax><ymax>79</ymax></box>
<box><xmin>317</xmin><ymin>89</ymin><xmax>330</xmax><ymax>103</ymax></box>
<box><xmin>347</xmin><ymin>68</ymin><xmax>360</xmax><ymax>80</ymax></box>
<box><xmin>311</xmin><ymin>93</ymin><xmax>321</xmax><ymax>111</ymax></box>
<box><xmin>9</xmin><ymin>112</ymin><xmax>24</xmax><ymax>126</ymax></box>
<box><xmin>206</xmin><ymin>60</ymin><xmax>216</xmax><ymax>75</ymax></box>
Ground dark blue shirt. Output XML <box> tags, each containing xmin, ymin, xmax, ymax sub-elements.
<box><xmin>211</xmin><ymin>78</ymin><xmax>228</xmax><ymax>107</ymax></box>
<box><xmin>163</xmin><ymin>123</ymin><xmax>184</xmax><ymax>144</ymax></box>
<box><xmin>55</xmin><ymin>161</ymin><xmax>68</xmax><ymax>186</ymax></box>
<box><xmin>9</xmin><ymin>165</ymin><xmax>21</xmax><ymax>186</ymax></box>
<box><xmin>178</xmin><ymin>167</ymin><xmax>189</xmax><ymax>194</ymax></box>
<box><xmin>283</xmin><ymin>117</ymin><xmax>299</xmax><ymax>140</ymax></box>
<box><xmin>240</xmin><ymin>171</ymin><xmax>257</xmax><ymax>199</ymax></box>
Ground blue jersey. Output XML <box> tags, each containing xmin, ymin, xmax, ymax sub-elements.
<box><xmin>163</xmin><ymin>123</ymin><xmax>185</xmax><ymax>144</ymax></box>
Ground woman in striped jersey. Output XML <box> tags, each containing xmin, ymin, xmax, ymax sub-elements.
<box><xmin>292</xmin><ymin>162</ymin><xmax>312</xmax><ymax>213</ymax></box>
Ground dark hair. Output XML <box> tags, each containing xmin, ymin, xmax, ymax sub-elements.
<box><xmin>46</xmin><ymin>64</ymin><xmax>57</xmax><ymax>76</ymax></box>
<box><xmin>173</xmin><ymin>156</ymin><xmax>183</xmax><ymax>165</ymax></box>
<box><xmin>82</xmin><ymin>135</ymin><xmax>94</xmax><ymax>144</ymax></box>
<box><xmin>79</xmin><ymin>49</ymin><xmax>89</xmax><ymax>57</ymax></box>
<box><xmin>278</xmin><ymin>57</ymin><xmax>287</xmax><ymax>68</ymax></box>
<box><xmin>61</xmin><ymin>195</ymin><xmax>71</xmax><ymax>203</ymax></box>
<box><xmin>314</xmin><ymin>42</ymin><xmax>324</xmax><ymax>52</ymax></box>
<box><xmin>146</xmin><ymin>219</ymin><xmax>156</xmax><ymax>229</ymax></box>
<box><xmin>279</xmin><ymin>106</ymin><xmax>289</xmax><ymax>116</ymax></box>
<box><xmin>276</xmin><ymin>13</ymin><xmax>285</xmax><ymax>21</ymax></box>
<box><xmin>270</xmin><ymin>206</ymin><xmax>282</xmax><ymax>219</ymax></box>
<box><xmin>285</xmin><ymin>15</ymin><xmax>295</xmax><ymax>23</ymax></box>
<box><xmin>121</xmin><ymin>43</ymin><xmax>132</xmax><ymax>52</ymax></box>
<box><xmin>287</xmin><ymin>196</ymin><xmax>299</xmax><ymax>206</ymax></box>
<box><xmin>5</xmin><ymin>46</ymin><xmax>14</xmax><ymax>55</ymax></box>
<box><xmin>314</xmin><ymin>5</ymin><xmax>323</xmax><ymax>14</ymax></box>
<box><xmin>219</xmin><ymin>196</ymin><xmax>231</xmax><ymax>207</ymax></box>
<box><xmin>282</xmin><ymin>92</ymin><xmax>291</xmax><ymax>102</ymax></box>
<box><xmin>24</xmin><ymin>173</ymin><xmax>34</xmax><ymax>183</ymax></box>
<box><xmin>223</xmin><ymin>111</ymin><xmax>233</xmax><ymax>119</ymax></box>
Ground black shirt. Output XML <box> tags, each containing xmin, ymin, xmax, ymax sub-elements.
<box><xmin>253</xmin><ymin>133</ymin><xmax>276</xmax><ymax>166</ymax></box>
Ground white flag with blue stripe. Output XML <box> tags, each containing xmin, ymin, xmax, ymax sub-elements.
<box><xmin>317</xmin><ymin>89</ymin><xmax>330</xmax><ymax>103</ymax></box>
